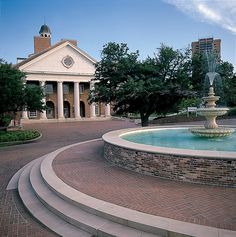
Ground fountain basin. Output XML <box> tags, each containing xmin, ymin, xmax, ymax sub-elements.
<box><xmin>197</xmin><ymin>107</ymin><xmax>229</xmax><ymax>116</ymax></box>
<box><xmin>190</xmin><ymin>107</ymin><xmax>235</xmax><ymax>136</ymax></box>
<box><xmin>189</xmin><ymin>127</ymin><xmax>235</xmax><ymax>137</ymax></box>
<box><xmin>103</xmin><ymin>126</ymin><xmax>236</xmax><ymax>187</ymax></box>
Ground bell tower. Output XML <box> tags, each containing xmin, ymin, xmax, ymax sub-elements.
<box><xmin>34</xmin><ymin>24</ymin><xmax>51</xmax><ymax>54</ymax></box>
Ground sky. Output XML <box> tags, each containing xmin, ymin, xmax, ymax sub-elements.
<box><xmin>0</xmin><ymin>0</ymin><xmax>236</xmax><ymax>69</ymax></box>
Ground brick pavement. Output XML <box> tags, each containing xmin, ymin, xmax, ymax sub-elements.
<box><xmin>0</xmin><ymin>120</ymin><xmax>137</xmax><ymax>237</ymax></box>
<box><xmin>53</xmin><ymin>139</ymin><xmax>236</xmax><ymax>231</ymax></box>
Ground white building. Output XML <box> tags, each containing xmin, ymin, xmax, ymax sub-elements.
<box><xmin>17</xmin><ymin>24</ymin><xmax>110</xmax><ymax>122</ymax></box>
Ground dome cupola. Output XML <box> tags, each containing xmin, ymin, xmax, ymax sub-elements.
<box><xmin>39</xmin><ymin>24</ymin><xmax>51</xmax><ymax>38</ymax></box>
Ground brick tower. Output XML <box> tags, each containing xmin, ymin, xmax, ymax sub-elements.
<box><xmin>34</xmin><ymin>24</ymin><xmax>51</xmax><ymax>54</ymax></box>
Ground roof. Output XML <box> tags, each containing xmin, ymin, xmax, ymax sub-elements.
<box><xmin>39</xmin><ymin>24</ymin><xmax>51</xmax><ymax>35</ymax></box>
<box><xmin>15</xmin><ymin>40</ymin><xmax>97</xmax><ymax>69</ymax></box>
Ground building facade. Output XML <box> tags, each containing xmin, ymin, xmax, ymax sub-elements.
<box><xmin>191</xmin><ymin>37</ymin><xmax>221</xmax><ymax>58</ymax></box>
<box><xmin>17</xmin><ymin>24</ymin><xmax>110</xmax><ymax>121</ymax></box>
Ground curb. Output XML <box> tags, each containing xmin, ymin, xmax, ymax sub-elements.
<box><xmin>0</xmin><ymin>131</ymin><xmax>42</xmax><ymax>147</ymax></box>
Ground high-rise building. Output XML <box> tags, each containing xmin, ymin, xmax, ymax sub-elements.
<box><xmin>191</xmin><ymin>38</ymin><xmax>221</xmax><ymax>58</ymax></box>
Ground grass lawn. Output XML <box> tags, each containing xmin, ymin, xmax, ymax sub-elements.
<box><xmin>0</xmin><ymin>130</ymin><xmax>41</xmax><ymax>143</ymax></box>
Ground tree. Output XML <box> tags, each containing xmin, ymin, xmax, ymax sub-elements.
<box><xmin>218</xmin><ymin>61</ymin><xmax>235</xmax><ymax>106</ymax></box>
<box><xmin>90</xmin><ymin>42</ymin><xmax>140</xmax><ymax>103</ymax></box>
<box><xmin>0</xmin><ymin>59</ymin><xmax>45</xmax><ymax>126</ymax></box>
<box><xmin>89</xmin><ymin>43</ymin><xmax>194</xmax><ymax>126</ymax></box>
<box><xmin>224</xmin><ymin>74</ymin><xmax>236</xmax><ymax>107</ymax></box>
<box><xmin>191</xmin><ymin>53</ymin><xmax>208</xmax><ymax>97</ymax></box>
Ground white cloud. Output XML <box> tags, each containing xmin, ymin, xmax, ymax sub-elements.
<box><xmin>163</xmin><ymin>0</ymin><xmax>236</xmax><ymax>34</ymax></box>
<box><xmin>197</xmin><ymin>3</ymin><xmax>221</xmax><ymax>22</ymax></box>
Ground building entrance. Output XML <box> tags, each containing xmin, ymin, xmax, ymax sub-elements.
<box><xmin>64</xmin><ymin>101</ymin><xmax>70</xmax><ymax>118</ymax></box>
<box><xmin>46</xmin><ymin>101</ymin><xmax>55</xmax><ymax>119</ymax></box>
<box><xmin>80</xmin><ymin>101</ymin><xmax>85</xmax><ymax>117</ymax></box>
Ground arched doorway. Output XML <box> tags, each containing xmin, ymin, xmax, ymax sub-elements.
<box><xmin>80</xmin><ymin>101</ymin><xmax>85</xmax><ymax>117</ymax></box>
<box><xmin>64</xmin><ymin>101</ymin><xmax>70</xmax><ymax>118</ymax></box>
<box><xmin>46</xmin><ymin>101</ymin><xmax>55</xmax><ymax>119</ymax></box>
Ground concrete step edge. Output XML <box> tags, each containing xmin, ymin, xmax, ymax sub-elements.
<box><xmin>18</xmin><ymin>159</ymin><xmax>92</xmax><ymax>237</ymax></box>
<box><xmin>30</xmin><ymin>159</ymin><xmax>106</xmax><ymax>235</ymax></box>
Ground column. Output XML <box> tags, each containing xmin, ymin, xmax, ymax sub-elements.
<box><xmin>22</xmin><ymin>110</ymin><xmax>28</xmax><ymax>119</ymax></box>
<box><xmin>89</xmin><ymin>82</ymin><xmax>96</xmax><ymax>117</ymax></box>
<box><xmin>74</xmin><ymin>82</ymin><xmax>81</xmax><ymax>119</ymax></box>
<box><xmin>21</xmin><ymin>81</ymin><xmax>28</xmax><ymax>120</ymax></box>
<box><xmin>90</xmin><ymin>103</ymin><xmax>96</xmax><ymax>117</ymax></box>
<box><xmin>57</xmin><ymin>81</ymin><xmax>64</xmax><ymax>119</ymax></box>
<box><xmin>105</xmin><ymin>103</ymin><xmax>111</xmax><ymax>117</ymax></box>
<box><xmin>40</xmin><ymin>81</ymin><xmax>47</xmax><ymax>119</ymax></box>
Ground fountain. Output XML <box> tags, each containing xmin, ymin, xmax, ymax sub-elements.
<box><xmin>103</xmin><ymin>125</ymin><xmax>236</xmax><ymax>187</ymax></box>
<box><xmin>189</xmin><ymin>53</ymin><xmax>235</xmax><ymax>137</ymax></box>
<box><xmin>103</xmin><ymin>52</ymin><xmax>235</xmax><ymax>187</ymax></box>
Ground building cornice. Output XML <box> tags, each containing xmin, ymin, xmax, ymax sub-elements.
<box><xmin>23</xmin><ymin>70</ymin><xmax>94</xmax><ymax>77</ymax></box>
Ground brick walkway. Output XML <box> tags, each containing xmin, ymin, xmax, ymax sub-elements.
<box><xmin>0</xmin><ymin>120</ymin><xmax>136</xmax><ymax>237</ymax></box>
<box><xmin>53</xmin><ymin>140</ymin><xmax>236</xmax><ymax>231</ymax></box>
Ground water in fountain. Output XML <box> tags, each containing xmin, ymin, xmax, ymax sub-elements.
<box><xmin>203</xmin><ymin>53</ymin><xmax>224</xmax><ymax>104</ymax></box>
<box><xmin>189</xmin><ymin>52</ymin><xmax>235</xmax><ymax>137</ymax></box>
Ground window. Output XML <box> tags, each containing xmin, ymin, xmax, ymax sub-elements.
<box><xmin>63</xmin><ymin>84</ymin><xmax>69</xmax><ymax>94</ymax></box>
<box><xmin>62</xmin><ymin>55</ymin><xmax>74</xmax><ymax>68</ymax></box>
<box><xmin>95</xmin><ymin>104</ymin><xmax>100</xmax><ymax>116</ymax></box>
<box><xmin>29</xmin><ymin>110</ymin><xmax>37</xmax><ymax>118</ymax></box>
<box><xmin>80</xmin><ymin>84</ymin><xmax>85</xmax><ymax>94</ymax></box>
<box><xmin>45</xmin><ymin>84</ymin><xmax>53</xmax><ymax>94</ymax></box>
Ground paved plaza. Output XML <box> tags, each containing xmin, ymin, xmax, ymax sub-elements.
<box><xmin>53</xmin><ymin>140</ymin><xmax>236</xmax><ymax>231</ymax></box>
<box><xmin>0</xmin><ymin>120</ymin><xmax>136</xmax><ymax>237</ymax></box>
<box><xmin>0</xmin><ymin>119</ymin><xmax>235</xmax><ymax>236</ymax></box>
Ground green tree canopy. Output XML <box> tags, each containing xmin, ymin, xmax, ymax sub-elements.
<box><xmin>218</xmin><ymin>61</ymin><xmax>235</xmax><ymax>106</ymax></box>
<box><xmin>0</xmin><ymin>59</ymin><xmax>45</xmax><ymax>125</ymax></box>
<box><xmin>191</xmin><ymin>53</ymin><xmax>208</xmax><ymax>96</ymax></box>
<box><xmin>89</xmin><ymin>43</ymin><xmax>194</xmax><ymax>126</ymax></box>
<box><xmin>225</xmin><ymin>74</ymin><xmax>236</xmax><ymax>107</ymax></box>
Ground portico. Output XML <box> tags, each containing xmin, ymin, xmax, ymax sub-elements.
<box><xmin>21</xmin><ymin>79</ymin><xmax>110</xmax><ymax>121</ymax></box>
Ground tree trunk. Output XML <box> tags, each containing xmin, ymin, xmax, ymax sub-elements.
<box><xmin>141</xmin><ymin>117</ymin><xmax>149</xmax><ymax>127</ymax></box>
<box><xmin>140</xmin><ymin>112</ymin><xmax>150</xmax><ymax>127</ymax></box>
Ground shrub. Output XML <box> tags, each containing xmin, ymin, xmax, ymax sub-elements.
<box><xmin>0</xmin><ymin>114</ymin><xmax>13</xmax><ymax>127</ymax></box>
<box><xmin>178</xmin><ymin>98</ymin><xmax>201</xmax><ymax>111</ymax></box>
<box><xmin>227</xmin><ymin>107</ymin><xmax>236</xmax><ymax>116</ymax></box>
<box><xmin>0</xmin><ymin>130</ymin><xmax>40</xmax><ymax>143</ymax></box>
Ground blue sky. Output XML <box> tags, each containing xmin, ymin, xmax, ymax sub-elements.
<box><xmin>1</xmin><ymin>0</ymin><xmax>236</xmax><ymax>69</ymax></box>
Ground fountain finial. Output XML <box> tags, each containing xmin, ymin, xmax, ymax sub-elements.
<box><xmin>189</xmin><ymin>52</ymin><xmax>235</xmax><ymax>137</ymax></box>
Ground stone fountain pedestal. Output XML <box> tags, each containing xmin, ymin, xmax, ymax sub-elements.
<box><xmin>189</xmin><ymin>86</ymin><xmax>235</xmax><ymax>138</ymax></box>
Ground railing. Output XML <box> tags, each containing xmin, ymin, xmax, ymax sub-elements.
<box><xmin>187</xmin><ymin>107</ymin><xmax>197</xmax><ymax>117</ymax></box>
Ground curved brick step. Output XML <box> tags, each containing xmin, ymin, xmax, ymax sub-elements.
<box><xmin>30</xmin><ymin>158</ymin><xmax>156</xmax><ymax>237</ymax></box>
<box><xmin>18</xmin><ymin>157</ymin><xmax>92</xmax><ymax>237</ymax></box>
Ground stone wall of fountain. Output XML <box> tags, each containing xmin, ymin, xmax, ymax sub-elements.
<box><xmin>103</xmin><ymin>127</ymin><xmax>236</xmax><ymax>187</ymax></box>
